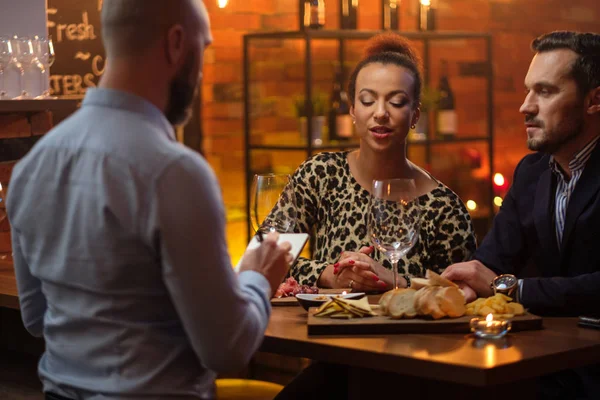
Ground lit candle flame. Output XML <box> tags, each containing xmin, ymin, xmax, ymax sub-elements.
<box><xmin>486</xmin><ymin>313</ymin><xmax>494</xmax><ymax>327</ymax></box>
<box><xmin>420</xmin><ymin>0</ymin><xmax>431</xmax><ymax>6</ymax></box>
<box><xmin>342</xmin><ymin>291</ymin><xmax>347</xmax><ymax>295</ymax></box>
<box><xmin>0</xmin><ymin>182</ymin><xmax>3</xmax><ymax>191</ymax></box>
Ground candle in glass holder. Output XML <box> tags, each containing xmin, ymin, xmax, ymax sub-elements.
<box><xmin>470</xmin><ymin>313</ymin><xmax>511</xmax><ymax>339</ymax></box>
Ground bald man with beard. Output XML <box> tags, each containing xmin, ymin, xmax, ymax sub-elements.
<box><xmin>7</xmin><ymin>1</ymin><xmax>292</xmax><ymax>399</ymax></box>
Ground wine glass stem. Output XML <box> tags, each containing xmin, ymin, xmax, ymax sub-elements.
<box><xmin>0</xmin><ymin>68</ymin><xmax>4</xmax><ymax>97</ymax></box>
<box><xmin>391</xmin><ymin>257</ymin><xmax>400</xmax><ymax>290</ymax></box>
<box><xmin>19</xmin><ymin>67</ymin><xmax>25</xmax><ymax>97</ymax></box>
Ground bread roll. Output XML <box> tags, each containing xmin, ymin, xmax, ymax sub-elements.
<box><xmin>426</xmin><ymin>269</ymin><xmax>458</xmax><ymax>288</ymax></box>
<box><xmin>388</xmin><ymin>289</ymin><xmax>417</xmax><ymax>319</ymax></box>
<box><xmin>413</xmin><ymin>286</ymin><xmax>442</xmax><ymax>319</ymax></box>
<box><xmin>436</xmin><ymin>286</ymin><xmax>466</xmax><ymax>318</ymax></box>
<box><xmin>379</xmin><ymin>289</ymin><xmax>402</xmax><ymax>315</ymax></box>
<box><xmin>409</xmin><ymin>277</ymin><xmax>431</xmax><ymax>290</ymax></box>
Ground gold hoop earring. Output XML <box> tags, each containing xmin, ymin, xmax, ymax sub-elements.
<box><xmin>411</xmin><ymin>124</ymin><xmax>416</xmax><ymax>130</ymax></box>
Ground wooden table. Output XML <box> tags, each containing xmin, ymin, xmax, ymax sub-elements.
<box><xmin>262</xmin><ymin>302</ymin><xmax>600</xmax><ymax>397</ymax></box>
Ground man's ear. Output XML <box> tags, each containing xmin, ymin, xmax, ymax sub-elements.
<box><xmin>165</xmin><ymin>24</ymin><xmax>186</xmax><ymax>67</ymax></box>
<box><xmin>587</xmin><ymin>86</ymin><xmax>600</xmax><ymax>115</ymax></box>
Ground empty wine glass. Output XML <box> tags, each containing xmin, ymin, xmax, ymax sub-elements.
<box><xmin>0</xmin><ymin>37</ymin><xmax>13</xmax><ymax>99</ymax></box>
<box><xmin>13</xmin><ymin>37</ymin><xmax>45</xmax><ymax>100</ymax></box>
<box><xmin>32</xmin><ymin>35</ymin><xmax>55</xmax><ymax>98</ymax></box>
<box><xmin>367</xmin><ymin>179</ymin><xmax>421</xmax><ymax>289</ymax></box>
<box><xmin>250</xmin><ymin>174</ymin><xmax>297</xmax><ymax>239</ymax></box>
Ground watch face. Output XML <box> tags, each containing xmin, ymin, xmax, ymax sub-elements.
<box><xmin>493</xmin><ymin>274</ymin><xmax>517</xmax><ymax>291</ymax></box>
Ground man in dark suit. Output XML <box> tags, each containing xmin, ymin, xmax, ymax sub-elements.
<box><xmin>442</xmin><ymin>31</ymin><xmax>600</xmax><ymax>399</ymax></box>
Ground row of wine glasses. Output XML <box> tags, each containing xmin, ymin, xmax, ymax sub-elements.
<box><xmin>251</xmin><ymin>174</ymin><xmax>421</xmax><ymax>290</ymax></box>
<box><xmin>0</xmin><ymin>35</ymin><xmax>55</xmax><ymax>100</ymax></box>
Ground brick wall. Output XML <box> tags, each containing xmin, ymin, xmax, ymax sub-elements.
<box><xmin>201</xmin><ymin>0</ymin><xmax>600</xmax><ymax>211</ymax></box>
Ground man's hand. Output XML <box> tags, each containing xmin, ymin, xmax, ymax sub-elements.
<box><xmin>455</xmin><ymin>281</ymin><xmax>478</xmax><ymax>303</ymax></box>
<box><xmin>239</xmin><ymin>232</ymin><xmax>293</xmax><ymax>296</ymax></box>
<box><xmin>441</xmin><ymin>260</ymin><xmax>496</xmax><ymax>299</ymax></box>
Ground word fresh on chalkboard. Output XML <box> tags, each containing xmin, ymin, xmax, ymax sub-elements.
<box><xmin>47</xmin><ymin>0</ymin><xmax>104</xmax><ymax>97</ymax></box>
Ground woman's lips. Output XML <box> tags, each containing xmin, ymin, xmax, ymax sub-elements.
<box><xmin>370</xmin><ymin>127</ymin><xmax>393</xmax><ymax>139</ymax></box>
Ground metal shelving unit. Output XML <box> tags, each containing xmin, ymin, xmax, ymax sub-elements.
<box><xmin>243</xmin><ymin>30</ymin><xmax>494</xmax><ymax>241</ymax></box>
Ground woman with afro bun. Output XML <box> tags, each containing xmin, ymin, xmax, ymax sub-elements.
<box><xmin>266</xmin><ymin>32</ymin><xmax>476</xmax><ymax>293</ymax></box>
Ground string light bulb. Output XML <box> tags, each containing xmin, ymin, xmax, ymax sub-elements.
<box><xmin>466</xmin><ymin>200</ymin><xmax>477</xmax><ymax>211</ymax></box>
<box><xmin>493</xmin><ymin>173</ymin><xmax>505</xmax><ymax>188</ymax></box>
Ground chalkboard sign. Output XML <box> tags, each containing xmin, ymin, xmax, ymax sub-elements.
<box><xmin>47</xmin><ymin>0</ymin><xmax>105</xmax><ymax>97</ymax></box>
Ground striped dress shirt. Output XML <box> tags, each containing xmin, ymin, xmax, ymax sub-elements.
<box><xmin>550</xmin><ymin>135</ymin><xmax>600</xmax><ymax>247</ymax></box>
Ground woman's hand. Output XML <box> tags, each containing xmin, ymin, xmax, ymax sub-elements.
<box><xmin>333</xmin><ymin>246</ymin><xmax>393</xmax><ymax>292</ymax></box>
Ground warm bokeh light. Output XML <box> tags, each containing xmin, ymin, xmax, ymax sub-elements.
<box><xmin>494</xmin><ymin>196</ymin><xmax>503</xmax><ymax>207</ymax></box>
<box><xmin>217</xmin><ymin>0</ymin><xmax>228</xmax><ymax>8</ymax></box>
<box><xmin>484</xmin><ymin>343</ymin><xmax>497</xmax><ymax>367</ymax></box>
<box><xmin>420</xmin><ymin>0</ymin><xmax>431</xmax><ymax>6</ymax></box>
<box><xmin>493</xmin><ymin>173</ymin><xmax>505</xmax><ymax>188</ymax></box>
<box><xmin>466</xmin><ymin>200</ymin><xmax>477</xmax><ymax>211</ymax></box>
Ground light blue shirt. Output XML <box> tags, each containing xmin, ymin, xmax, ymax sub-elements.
<box><xmin>7</xmin><ymin>88</ymin><xmax>272</xmax><ymax>400</ymax></box>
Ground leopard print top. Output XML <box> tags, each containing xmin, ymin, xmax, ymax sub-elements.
<box><xmin>267</xmin><ymin>151</ymin><xmax>477</xmax><ymax>286</ymax></box>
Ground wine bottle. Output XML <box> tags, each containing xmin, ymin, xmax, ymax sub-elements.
<box><xmin>418</xmin><ymin>0</ymin><xmax>436</xmax><ymax>31</ymax></box>
<box><xmin>340</xmin><ymin>0</ymin><xmax>358</xmax><ymax>29</ymax></box>
<box><xmin>382</xmin><ymin>0</ymin><xmax>399</xmax><ymax>30</ymax></box>
<box><xmin>328</xmin><ymin>68</ymin><xmax>353</xmax><ymax>141</ymax></box>
<box><xmin>304</xmin><ymin>0</ymin><xmax>325</xmax><ymax>29</ymax></box>
<box><xmin>436</xmin><ymin>60</ymin><xmax>457</xmax><ymax>139</ymax></box>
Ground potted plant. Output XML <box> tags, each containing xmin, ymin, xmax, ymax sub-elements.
<box><xmin>293</xmin><ymin>92</ymin><xmax>328</xmax><ymax>145</ymax></box>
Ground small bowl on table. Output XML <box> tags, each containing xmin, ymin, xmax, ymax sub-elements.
<box><xmin>295</xmin><ymin>292</ymin><xmax>365</xmax><ymax>311</ymax></box>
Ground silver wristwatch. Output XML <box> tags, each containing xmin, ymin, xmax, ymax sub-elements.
<box><xmin>491</xmin><ymin>274</ymin><xmax>520</xmax><ymax>303</ymax></box>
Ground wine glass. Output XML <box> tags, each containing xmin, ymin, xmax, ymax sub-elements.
<box><xmin>250</xmin><ymin>174</ymin><xmax>297</xmax><ymax>239</ymax></box>
<box><xmin>0</xmin><ymin>37</ymin><xmax>14</xmax><ymax>99</ymax></box>
<box><xmin>32</xmin><ymin>35</ymin><xmax>55</xmax><ymax>99</ymax></box>
<box><xmin>367</xmin><ymin>179</ymin><xmax>421</xmax><ymax>289</ymax></box>
<box><xmin>11</xmin><ymin>36</ymin><xmax>37</xmax><ymax>99</ymax></box>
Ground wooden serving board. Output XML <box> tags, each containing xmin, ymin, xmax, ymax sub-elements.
<box><xmin>271</xmin><ymin>296</ymin><xmax>299</xmax><ymax>306</ymax></box>
<box><xmin>271</xmin><ymin>288</ymin><xmax>353</xmax><ymax>307</ymax></box>
<box><xmin>307</xmin><ymin>310</ymin><xmax>543</xmax><ymax>335</ymax></box>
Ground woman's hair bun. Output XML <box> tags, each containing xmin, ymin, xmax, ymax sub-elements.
<box><xmin>363</xmin><ymin>32</ymin><xmax>420</xmax><ymax>64</ymax></box>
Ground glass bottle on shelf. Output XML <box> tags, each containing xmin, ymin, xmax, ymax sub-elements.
<box><xmin>328</xmin><ymin>67</ymin><xmax>353</xmax><ymax>141</ymax></box>
<box><xmin>303</xmin><ymin>0</ymin><xmax>325</xmax><ymax>29</ymax></box>
<box><xmin>436</xmin><ymin>60</ymin><xmax>457</xmax><ymax>139</ymax></box>
<box><xmin>340</xmin><ymin>0</ymin><xmax>358</xmax><ymax>29</ymax></box>
<box><xmin>418</xmin><ymin>0</ymin><xmax>436</xmax><ymax>31</ymax></box>
<box><xmin>382</xmin><ymin>0</ymin><xmax>399</xmax><ymax>30</ymax></box>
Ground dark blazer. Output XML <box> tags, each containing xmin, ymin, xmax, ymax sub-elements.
<box><xmin>475</xmin><ymin>143</ymin><xmax>600</xmax><ymax>317</ymax></box>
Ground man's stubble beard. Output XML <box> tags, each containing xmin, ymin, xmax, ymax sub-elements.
<box><xmin>526</xmin><ymin>102</ymin><xmax>585</xmax><ymax>155</ymax></box>
<box><xmin>165</xmin><ymin>52</ymin><xmax>198</xmax><ymax>127</ymax></box>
